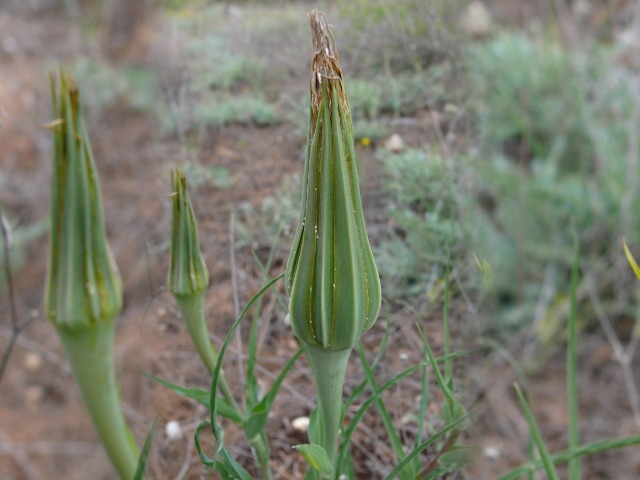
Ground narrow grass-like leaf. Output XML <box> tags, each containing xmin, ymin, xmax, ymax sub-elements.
<box><xmin>133</xmin><ymin>419</ymin><xmax>157</xmax><ymax>480</ymax></box>
<box><xmin>443</xmin><ymin>262</ymin><xmax>453</xmax><ymax>391</ymax></box>
<box><xmin>147</xmin><ymin>376</ymin><xmax>242</xmax><ymax>424</ymax></box>
<box><xmin>384</xmin><ymin>413</ymin><xmax>471</xmax><ymax>480</ymax></box>
<box><xmin>245</xmin><ymin>348</ymin><xmax>303</xmax><ymax>438</ymax></box>
<box><xmin>623</xmin><ymin>238</ymin><xmax>640</xmax><ymax>279</ymax></box>
<box><xmin>416</xmin><ymin>325</ymin><xmax>464</xmax><ymax>426</ymax></box>
<box><xmin>207</xmin><ymin>274</ymin><xmax>283</xmax><ymax>474</ymax></box>
<box><xmin>194</xmin><ymin>420</ymin><xmax>214</xmax><ymax>467</ymax></box>
<box><xmin>344</xmin><ymin>306</ymin><xmax>391</xmax><ymax>413</ymax></box>
<box><xmin>294</xmin><ymin>444</ymin><xmax>334</xmax><ymax>478</ymax></box>
<box><xmin>356</xmin><ymin>343</ymin><xmax>414</xmax><ymax>479</ymax></box>
<box><xmin>567</xmin><ymin>235</ymin><xmax>580</xmax><ymax>480</ymax></box>
<box><xmin>513</xmin><ymin>384</ymin><xmax>560</xmax><ymax>480</ymax></box>
<box><xmin>336</xmin><ymin>363</ymin><xmax>424</xmax><ymax>474</ymax></box>
<box><xmin>498</xmin><ymin>435</ymin><xmax>640</xmax><ymax>479</ymax></box>
<box><xmin>436</xmin><ymin>445</ymin><xmax>476</xmax><ymax>467</ymax></box>
<box><xmin>246</xmin><ymin>231</ymin><xmax>282</xmax><ymax>410</ymax></box>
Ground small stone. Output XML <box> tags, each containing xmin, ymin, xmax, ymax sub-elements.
<box><xmin>399</xmin><ymin>352</ymin><xmax>409</xmax><ymax>362</ymax></box>
<box><xmin>165</xmin><ymin>420</ymin><xmax>183</xmax><ymax>440</ymax></box>
<box><xmin>291</xmin><ymin>416</ymin><xmax>310</xmax><ymax>433</ymax></box>
<box><xmin>24</xmin><ymin>352</ymin><xmax>42</xmax><ymax>372</ymax></box>
<box><xmin>460</xmin><ymin>1</ymin><xmax>492</xmax><ymax>38</ymax></box>
<box><xmin>384</xmin><ymin>133</ymin><xmax>405</xmax><ymax>153</ymax></box>
<box><xmin>483</xmin><ymin>445</ymin><xmax>500</xmax><ymax>460</ymax></box>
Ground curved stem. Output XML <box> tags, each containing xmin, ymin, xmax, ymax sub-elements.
<box><xmin>304</xmin><ymin>343</ymin><xmax>351</xmax><ymax>466</ymax></box>
<box><xmin>176</xmin><ymin>293</ymin><xmax>241</xmax><ymax>414</ymax></box>
<box><xmin>57</xmin><ymin>322</ymin><xmax>138</xmax><ymax>480</ymax></box>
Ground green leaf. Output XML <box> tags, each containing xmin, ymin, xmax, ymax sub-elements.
<box><xmin>384</xmin><ymin>412</ymin><xmax>472</xmax><ymax>480</ymax></box>
<box><xmin>498</xmin><ymin>435</ymin><xmax>640</xmax><ymax>479</ymax></box>
<box><xmin>207</xmin><ymin>275</ymin><xmax>283</xmax><ymax>473</ymax></box>
<box><xmin>336</xmin><ymin>362</ymin><xmax>424</xmax><ymax>473</ymax></box>
<box><xmin>147</xmin><ymin>375</ymin><xmax>242</xmax><ymax>424</ymax></box>
<box><xmin>133</xmin><ymin>419</ymin><xmax>157</xmax><ymax>480</ymax></box>
<box><xmin>356</xmin><ymin>343</ymin><xmax>414</xmax><ymax>480</ymax></box>
<box><xmin>437</xmin><ymin>445</ymin><xmax>476</xmax><ymax>467</ymax></box>
<box><xmin>293</xmin><ymin>444</ymin><xmax>334</xmax><ymax>478</ymax></box>
<box><xmin>245</xmin><ymin>349</ymin><xmax>303</xmax><ymax>439</ymax></box>
<box><xmin>623</xmin><ymin>238</ymin><xmax>640</xmax><ymax>280</ymax></box>
<box><xmin>514</xmin><ymin>384</ymin><xmax>560</xmax><ymax>480</ymax></box>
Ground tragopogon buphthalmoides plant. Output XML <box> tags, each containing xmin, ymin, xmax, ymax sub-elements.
<box><xmin>285</xmin><ymin>10</ymin><xmax>382</xmax><ymax>476</ymax></box>
<box><xmin>44</xmin><ymin>70</ymin><xmax>139</xmax><ymax>480</ymax></box>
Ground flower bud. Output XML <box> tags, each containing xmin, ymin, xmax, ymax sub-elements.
<box><xmin>167</xmin><ymin>168</ymin><xmax>209</xmax><ymax>299</ymax></box>
<box><xmin>285</xmin><ymin>12</ymin><xmax>381</xmax><ymax>351</ymax></box>
<box><xmin>45</xmin><ymin>70</ymin><xmax>122</xmax><ymax>328</ymax></box>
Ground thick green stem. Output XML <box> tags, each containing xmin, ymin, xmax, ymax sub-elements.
<box><xmin>175</xmin><ymin>293</ymin><xmax>241</xmax><ymax>414</ymax></box>
<box><xmin>57</xmin><ymin>322</ymin><xmax>138</xmax><ymax>480</ymax></box>
<box><xmin>304</xmin><ymin>343</ymin><xmax>351</xmax><ymax>466</ymax></box>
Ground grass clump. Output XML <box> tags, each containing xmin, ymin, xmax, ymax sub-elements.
<box><xmin>376</xmin><ymin>148</ymin><xmax>470</xmax><ymax>299</ymax></box>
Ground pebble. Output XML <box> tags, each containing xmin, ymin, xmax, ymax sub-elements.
<box><xmin>384</xmin><ymin>133</ymin><xmax>405</xmax><ymax>153</ymax></box>
<box><xmin>291</xmin><ymin>416</ymin><xmax>310</xmax><ymax>433</ymax></box>
<box><xmin>165</xmin><ymin>420</ymin><xmax>183</xmax><ymax>440</ymax></box>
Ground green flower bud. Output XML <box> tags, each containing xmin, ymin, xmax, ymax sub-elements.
<box><xmin>285</xmin><ymin>12</ymin><xmax>381</xmax><ymax>352</ymax></box>
<box><xmin>167</xmin><ymin>168</ymin><xmax>209</xmax><ymax>299</ymax></box>
<box><xmin>45</xmin><ymin>70</ymin><xmax>122</xmax><ymax>329</ymax></box>
<box><xmin>44</xmin><ymin>70</ymin><xmax>138</xmax><ymax>480</ymax></box>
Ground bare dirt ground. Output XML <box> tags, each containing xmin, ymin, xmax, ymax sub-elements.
<box><xmin>1</xmin><ymin>1</ymin><xmax>639</xmax><ymax>479</ymax></box>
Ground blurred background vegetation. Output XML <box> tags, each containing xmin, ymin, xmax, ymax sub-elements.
<box><xmin>1</xmin><ymin>0</ymin><xmax>639</xmax><ymax>478</ymax></box>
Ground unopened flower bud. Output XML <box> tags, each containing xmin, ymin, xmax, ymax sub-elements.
<box><xmin>45</xmin><ymin>70</ymin><xmax>122</xmax><ymax>329</ymax></box>
<box><xmin>285</xmin><ymin>11</ymin><xmax>381</xmax><ymax>352</ymax></box>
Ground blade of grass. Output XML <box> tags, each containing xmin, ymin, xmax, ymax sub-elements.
<box><xmin>384</xmin><ymin>412</ymin><xmax>471</xmax><ymax>480</ymax></box>
<box><xmin>568</xmin><ymin>234</ymin><xmax>580</xmax><ymax>480</ymax></box>
<box><xmin>336</xmin><ymin>362</ymin><xmax>424</xmax><ymax>475</ymax></box>
<box><xmin>623</xmin><ymin>238</ymin><xmax>640</xmax><ymax>279</ymax></box>
<box><xmin>246</xmin><ymin>228</ymin><xmax>283</xmax><ymax>409</ymax></box>
<box><xmin>356</xmin><ymin>342</ymin><xmax>414</xmax><ymax>480</ymax></box>
<box><xmin>206</xmin><ymin>274</ymin><xmax>283</xmax><ymax>479</ymax></box>
<box><xmin>513</xmin><ymin>384</ymin><xmax>560</xmax><ymax>480</ymax></box>
<box><xmin>443</xmin><ymin>261</ymin><xmax>453</xmax><ymax>391</ymax></box>
<box><xmin>133</xmin><ymin>419</ymin><xmax>157</xmax><ymax>480</ymax></box>
<box><xmin>498</xmin><ymin>435</ymin><xmax>640</xmax><ymax>480</ymax></box>
<box><xmin>245</xmin><ymin>348</ymin><xmax>303</xmax><ymax>438</ymax></box>
<box><xmin>147</xmin><ymin>375</ymin><xmax>243</xmax><ymax>424</ymax></box>
<box><xmin>344</xmin><ymin>304</ymin><xmax>392</xmax><ymax>413</ymax></box>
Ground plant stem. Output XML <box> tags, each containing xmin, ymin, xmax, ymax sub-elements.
<box><xmin>175</xmin><ymin>293</ymin><xmax>241</xmax><ymax>414</ymax></box>
<box><xmin>249</xmin><ymin>431</ymin><xmax>273</xmax><ymax>480</ymax></box>
<box><xmin>57</xmin><ymin>322</ymin><xmax>138</xmax><ymax>480</ymax></box>
<box><xmin>304</xmin><ymin>343</ymin><xmax>351</xmax><ymax>467</ymax></box>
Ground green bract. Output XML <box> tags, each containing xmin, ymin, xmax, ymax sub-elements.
<box><xmin>168</xmin><ymin>168</ymin><xmax>209</xmax><ymax>299</ymax></box>
<box><xmin>45</xmin><ymin>71</ymin><xmax>122</xmax><ymax>329</ymax></box>
<box><xmin>285</xmin><ymin>14</ymin><xmax>381</xmax><ymax>352</ymax></box>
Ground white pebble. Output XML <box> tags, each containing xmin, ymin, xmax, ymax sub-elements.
<box><xmin>165</xmin><ymin>420</ymin><xmax>183</xmax><ymax>440</ymax></box>
<box><xmin>24</xmin><ymin>352</ymin><xmax>42</xmax><ymax>372</ymax></box>
<box><xmin>291</xmin><ymin>416</ymin><xmax>310</xmax><ymax>433</ymax></box>
<box><xmin>483</xmin><ymin>445</ymin><xmax>500</xmax><ymax>460</ymax></box>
